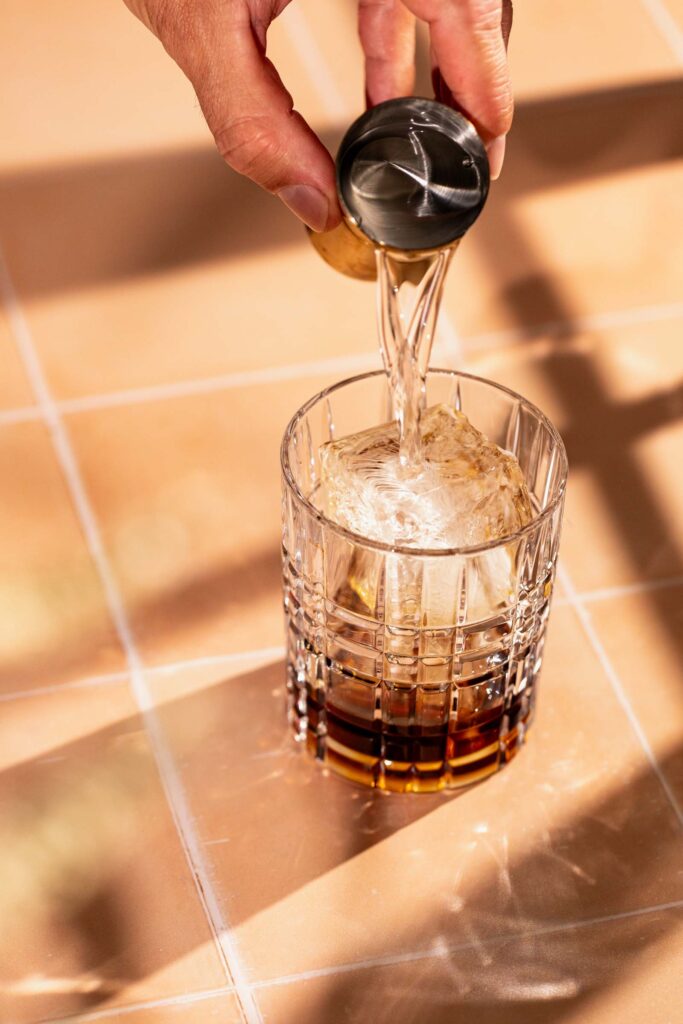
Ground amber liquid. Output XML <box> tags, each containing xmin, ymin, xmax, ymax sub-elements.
<box><xmin>288</xmin><ymin>634</ymin><xmax>539</xmax><ymax>793</ymax></box>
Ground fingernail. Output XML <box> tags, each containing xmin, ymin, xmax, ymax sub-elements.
<box><xmin>278</xmin><ymin>184</ymin><xmax>329</xmax><ymax>232</ymax></box>
<box><xmin>487</xmin><ymin>135</ymin><xmax>506</xmax><ymax>181</ymax></box>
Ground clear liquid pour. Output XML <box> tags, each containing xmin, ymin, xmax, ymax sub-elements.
<box><xmin>375</xmin><ymin>247</ymin><xmax>453</xmax><ymax>467</ymax></box>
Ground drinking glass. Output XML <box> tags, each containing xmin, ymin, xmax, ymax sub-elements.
<box><xmin>281</xmin><ymin>369</ymin><xmax>567</xmax><ymax>792</ymax></box>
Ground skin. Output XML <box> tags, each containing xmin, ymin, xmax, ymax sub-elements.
<box><xmin>123</xmin><ymin>0</ymin><xmax>513</xmax><ymax>231</ymax></box>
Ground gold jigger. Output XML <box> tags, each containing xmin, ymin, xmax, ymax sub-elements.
<box><xmin>308</xmin><ymin>219</ymin><xmax>460</xmax><ymax>283</ymax></box>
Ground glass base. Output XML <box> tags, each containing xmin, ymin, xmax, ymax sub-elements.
<box><xmin>286</xmin><ymin>627</ymin><xmax>541</xmax><ymax>793</ymax></box>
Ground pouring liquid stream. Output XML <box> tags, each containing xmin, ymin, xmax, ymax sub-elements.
<box><xmin>375</xmin><ymin>247</ymin><xmax>454</xmax><ymax>468</ymax></box>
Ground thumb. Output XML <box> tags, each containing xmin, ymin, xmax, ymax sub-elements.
<box><xmin>132</xmin><ymin>0</ymin><xmax>341</xmax><ymax>231</ymax></box>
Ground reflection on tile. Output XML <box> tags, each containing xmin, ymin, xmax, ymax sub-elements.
<box><xmin>148</xmin><ymin>607</ymin><xmax>683</xmax><ymax>982</ymax></box>
<box><xmin>590</xmin><ymin>588</ymin><xmax>683</xmax><ymax>806</ymax></box>
<box><xmin>257</xmin><ymin>907</ymin><xmax>683</xmax><ymax>1024</ymax></box>
<box><xmin>0</xmin><ymin>303</ymin><xmax>32</xmax><ymax>410</ymax></box>
<box><xmin>465</xmin><ymin>316</ymin><xmax>683</xmax><ymax>591</ymax></box>
<box><xmin>66</xmin><ymin>376</ymin><xmax>349</xmax><ymax>664</ymax></box>
<box><xmin>0</xmin><ymin>685</ymin><xmax>225</xmax><ymax>1023</ymax></box>
<box><xmin>0</xmin><ymin>422</ymin><xmax>124</xmax><ymax>693</ymax></box>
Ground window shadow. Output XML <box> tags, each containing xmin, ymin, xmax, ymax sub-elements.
<box><xmin>0</xmin><ymin>78</ymin><xmax>679</xmax><ymax>301</ymax></box>
<box><xmin>2</xmin><ymin>661</ymin><xmax>681</xmax><ymax>1021</ymax></box>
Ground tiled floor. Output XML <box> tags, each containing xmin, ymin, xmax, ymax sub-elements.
<box><xmin>0</xmin><ymin>1</ymin><xmax>681</xmax><ymax>1022</ymax></box>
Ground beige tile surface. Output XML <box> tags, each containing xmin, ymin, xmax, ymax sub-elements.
<box><xmin>508</xmin><ymin>0</ymin><xmax>682</xmax><ymax>97</ymax></box>
<box><xmin>446</xmin><ymin>125</ymin><xmax>683</xmax><ymax>338</ymax></box>
<box><xmin>65</xmin><ymin>375</ymin><xmax>352</xmax><ymax>664</ymax></box>
<box><xmin>0</xmin><ymin>0</ymin><xmax>375</xmax><ymax>401</ymax></box>
<box><xmin>308</xmin><ymin>0</ymin><xmax>683</xmax><ymax>337</ymax></box>
<box><xmin>465</xmin><ymin>315</ymin><xmax>683</xmax><ymax>592</ymax></box>
<box><xmin>257</xmin><ymin>906</ymin><xmax>683</xmax><ymax>1024</ymax></box>
<box><xmin>0</xmin><ymin>422</ymin><xmax>125</xmax><ymax>693</ymax></box>
<box><xmin>53</xmin><ymin>994</ymin><xmax>244</xmax><ymax>1023</ymax></box>
<box><xmin>0</xmin><ymin>205</ymin><xmax>376</xmax><ymax>399</ymax></box>
<box><xmin>0</xmin><ymin>684</ymin><xmax>226</xmax><ymax>1023</ymax></box>
<box><xmin>0</xmin><ymin>303</ymin><xmax>33</xmax><ymax>410</ymax></box>
<box><xmin>148</xmin><ymin>606</ymin><xmax>683</xmax><ymax>982</ymax></box>
<box><xmin>0</xmin><ymin>0</ymin><xmax>681</xmax><ymax>1018</ymax></box>
<box><xmin>589</xmin><ymin>587</ymin><xmax>683</xmax><ymax>805</ymax></box>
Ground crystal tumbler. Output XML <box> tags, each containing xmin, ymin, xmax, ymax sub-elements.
<box><xmin>281</xmin><ymin>370</ymin><xmax>567</xmax><ymax>792</ymax></box>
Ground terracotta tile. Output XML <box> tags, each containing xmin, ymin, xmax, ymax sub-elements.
<box><xmin>306</xmin><ymin>0</ymin><xmax>679</xmax><ymax>105</ymax></box>
<box><xmin>297</xmin><ymin>0</ymin><xmax>683</xmax><ymax>339</ymax></box>
<box><xmin>0</xmin><ymin>303</ymin><xmax>33</xmax><ymax>410</ymax></box>
<box><xmin>0</xmin><ymin>422</ymin><xmax>125</xmax><ymax>693</ymax></box>
<box><xmin>0</xmin><ymin>0</ymin><xmax>206</xmax><ymax>169</ymax></box>
<box><xmin>464</xmin><ymin>315</ymin><xmax>683</xmax><ymax>592</ymax></box>
<box><xmin>257</xmin><ymin>907</ymin><xmax>683</xmax><ymax>1024</ymax></box>
<box><xmin>285</xmin><ymin>0</ymin><xmax>364</xmax><ymax>116</ymax></box>
<box><xmin>508</xmin><ymin>0</ymin><xmax>681</xmax><ymax>98</ymax></box>
<box><xmin>0</xmin><ymin>684</ymin><xmax>225</xmax><ymax>1023</ymax></box>
<box><xmin>0</xmin><ymin>0</ymin><xmax>373</xmax><ymax>400</ymax></box>
<box><xmin>443</xmin><ymin>95</ymin><xmax>683</xmax><ymax>337</ymax></box>
<box><xmin>589</xmin><ymin>587</ymin><xmax>683</xmax><ymax>807</ymax></box>
<box><xmin>147</xmin><ymin>606</ymin><xmax>683</xmax><ymax>982</ymax></box>
<box><xmin>0</xmin><ymin>227</ymin><xmax>375</xmax><ymax>399</ymax></box>
<box><xmin>0</xmin><ymin>0</ymin><xmax>339</xmax><ymax>172</ymax></box>
<box><xmin>65</xmin><ymin>374</ymin><xmax>360</xmax><ymax>664</ymax></box>
<box><xmin>665</xmin><ymin>0</ymin><xmax>683</xmax><ymax>26</ymax></box>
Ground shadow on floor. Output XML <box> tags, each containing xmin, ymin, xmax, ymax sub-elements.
<box><xmin>1</xmin><ymin>658</ymin><xmax>681</xmax><ymax>1021</ymax></box>
<box><xmin>0</xmin><ymin>78</ymin><xmax>680</xmax><ymax>299</ymax></box>
<box><xmin>0</xmin><ymin>541</ymin><xmax>282</xmax><ymax>693</ymax></box>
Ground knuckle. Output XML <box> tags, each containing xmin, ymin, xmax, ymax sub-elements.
<box><xmin>214</xmin><ymin>114</ymin><xmax>285</xmax><ymax>186</ymax></box>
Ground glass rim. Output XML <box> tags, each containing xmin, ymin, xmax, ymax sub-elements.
<box><xmin>281</xmin><ymin>368</ymin><xmax>568</xmax><ymax>558</ymax></box>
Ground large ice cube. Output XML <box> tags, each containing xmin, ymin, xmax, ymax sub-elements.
<box><xmin>320</xmin><ymin>403</ymin><xmax>532</xmax><ymax>549</ymax></box>
<box><xmin>319</xmin><ymin>404</ymin><xmax>534</xmax><ymax>624</ymax></box>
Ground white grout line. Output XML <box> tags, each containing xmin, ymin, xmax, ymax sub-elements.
<box><xmin>0</xmin><ymin>669</ymin><xmax>130</xmax><ymax>704</ymax></box>
<box><xmin>39</xmin><ymin>897</ymin><xmax>683</xmax><ymax>1021</ymax></box>
<box><xmin>0</xmin><ymin>244</ymin><xmax>263</xmax><ymax>1024</ymax></box>
<box><xmin>0</xmin><ymin>645</ymin><xmax>287</xmax><ymax>705</ymax></box>
<box><xmin>577</xmin><ymin>573</ymin><xmax>683</xmax><ymax>605</ymax></box>
<box><xmin>462</xmin><ymin>301</ymin><xmax>683</xmax><ymax>354</ymax></box>
<box><xmin>146</xmin><ymin>644</ymin><xmax>286</xmax><ymax>677</ymax></box>
<box><xmin>0</xmin><ymin>403</ymin><xmax>40</xmax><ymax>425</ymax></box>
<box><xmin>57</xmin><ymin>351</ymin><xmax>379</xmax><ymax>416</ymax></box>
<box><xmin>558</xmin><ymin>564</ymin><xmax>683</xmax><ymax>829</ymax></box>
<box><xmin>1</xmin><ymin>300</ymin><xmax>682</xmax><ymax>429</ymax></box>
<box><xmin>38</xmin><ymin>985</ymin><xmax>235</xmax><ymax>1024</ymax></box>
<box><xmin>639</xmin><ymin>0</ymin><xmax>683</xmax><ymax>61</ymax></box>
<box><xmin>2</xmin><ymin>9</ymin><xmax>681</xmax><ymax>1013</ymax></box>
<box><xmin>252</xmin><ymin>898</ymin><xmax>683</xmax><ymax>989</ymax></box>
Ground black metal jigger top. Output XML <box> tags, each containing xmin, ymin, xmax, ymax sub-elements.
<box><xmin>310</xmin><ymin>97</ymin><xmax>490</xmax><ymax>280</ymax></box>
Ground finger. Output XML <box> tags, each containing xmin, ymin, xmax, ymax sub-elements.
<box><xmin>408</xmin><ymin>0</ymin><xmax>513</xmax><ymax>143</ymax></box>
<box><xmin>148</xmin><ymin>1</ymin><xmax>340</xmax><ymax>231</ymax></box>
<box><xmin>359</xmin><ymin>0</ymin><xmax>417</xmax><ymax>107</ymax></box>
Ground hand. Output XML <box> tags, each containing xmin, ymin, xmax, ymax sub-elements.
<box><xmin>123</xmin><ymin>0</ymin><xmax>513</xmax><ymax>233</ymax></box>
